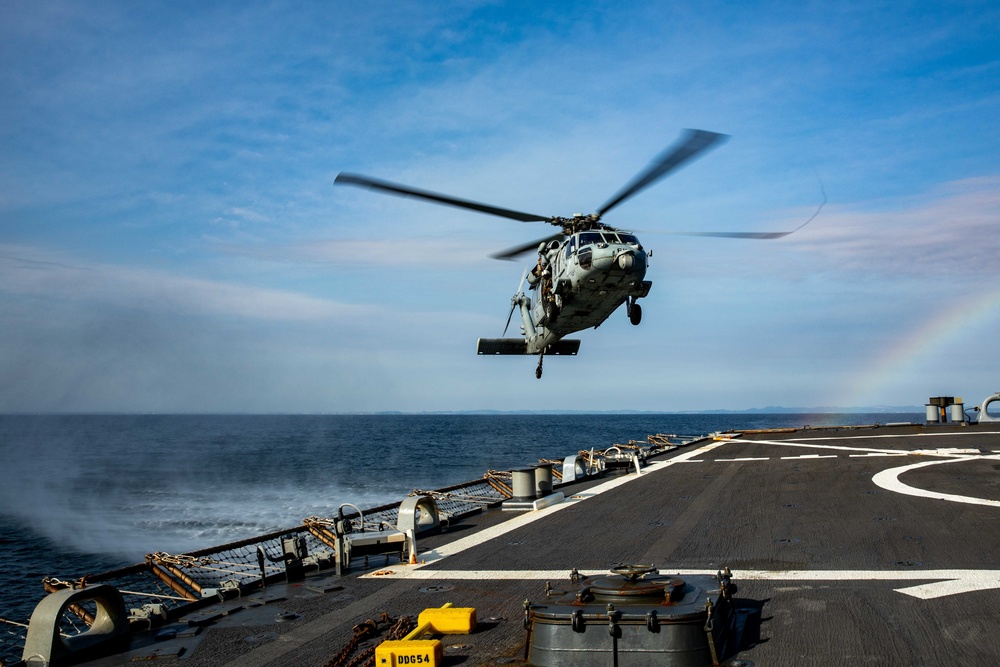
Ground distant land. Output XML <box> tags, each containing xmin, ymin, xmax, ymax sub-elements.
<box><xmin>372</xmin><ymin>406</ymin><xmax>925</xmax><ymax>415</ymax></box>
<box><xmin>2</xmin><ymin>406</ymin><xmax>926</xmax><ymax>416</ymax></box>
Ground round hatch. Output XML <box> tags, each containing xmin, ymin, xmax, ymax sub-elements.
<box><xmin>585</xmin><ymin>564</ymin><xmax>686</xmax><ymax>603</ymax></box>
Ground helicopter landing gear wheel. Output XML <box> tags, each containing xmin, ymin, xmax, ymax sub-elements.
<box><xmin>535</xmin><ymin>354</ymin><xmax>544</xmax><ymax>379</ymax></box>
<box><xmin>628</xmin><ymin>301</ymin><xmax>642</xmax><ymax>326</ymax></box>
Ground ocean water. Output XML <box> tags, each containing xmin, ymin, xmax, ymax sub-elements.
<box><xmin>0</xmin><ymin>413</ymin><xmax>917</xmax><ymax>629</ymax></box>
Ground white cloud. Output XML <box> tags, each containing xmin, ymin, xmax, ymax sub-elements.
<box><xmin>778</xmin><ymin>176</ymin><xmax>1000</xmax><ymax>278</ymax></box>
<box><xmin>220</xmin><ymin>237</ymin><xmax>516</xmax><ymax>268</ymax></box>
<box><xmin>0</xmin><ymin>244</ymin><xmax>367</xmax><ymax>321</ymax></box>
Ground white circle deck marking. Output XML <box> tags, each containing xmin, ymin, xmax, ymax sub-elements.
<box><xmin>743</xmin><ymin>436</ymin><xmax>1000</xmax><ymax>507</ymax></box>
<box><xmin>871</xmin><ymin>455</ymin><xmax>1000</xmax><ymax>507</ymax></box>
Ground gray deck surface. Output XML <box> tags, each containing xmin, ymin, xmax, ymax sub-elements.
<box><xmin>81</xmin><ymin>422</ymin><xmax>1000</xmax><ymax>666</ymax></box>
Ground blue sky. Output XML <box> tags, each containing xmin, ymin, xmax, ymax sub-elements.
<box><xmin>1</xmin><ymin>1</ymin><xmax>998</xmax><ymax>413</ymax></box>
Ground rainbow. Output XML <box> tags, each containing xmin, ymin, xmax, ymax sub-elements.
<box><xmin>843</xmin><ymin>286</ymin><xmax>1000</xmax><ymax>408</ymax></box>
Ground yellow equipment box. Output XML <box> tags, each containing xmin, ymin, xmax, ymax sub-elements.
<box><xmin>417</xmin><ymin>606</ymin><xmax>477</xmax><ymax>634</ymax></box>
<box><xmin>375</xmin><ymin>639</ymin><xmax>442</xmax><ymax>667</ymax></box>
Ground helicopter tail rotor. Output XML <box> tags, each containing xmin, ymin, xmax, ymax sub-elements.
<box><xmin>502</xmin><ymin>268</ymin><xmax>531</xmax><ymax>336</ymax></box>
<box><xmin>502</xmin><ymin>302</ymin><xmax>517</xmax><ymax>337</ymax></box>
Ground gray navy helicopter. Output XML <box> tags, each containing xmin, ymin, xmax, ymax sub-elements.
<box><xmin>336</xmin><ymin>129</ymin><xmax>812</xmax><ymax>378</ymax></box>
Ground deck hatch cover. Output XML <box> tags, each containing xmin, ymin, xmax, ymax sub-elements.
<box><xmin>525</xmin><ymin>566</ymin><xmax>737</xmax><ymax>666</ymax></box>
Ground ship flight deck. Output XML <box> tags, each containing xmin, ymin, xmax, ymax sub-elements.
<box><xmin>12</xmin><ymin>421</ymin><xmax>1000</xmax><ymax>667</ymax></box>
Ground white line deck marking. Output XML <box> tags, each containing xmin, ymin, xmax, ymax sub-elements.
<box><xmin>749</xmin><ymin>439</ymin><xmax>908</xmax><ymax>455</ymax></box>
<box><xmin>791</xmin><ymin>430</ymin><xmax>1000</xmax><ymax>441</ymax></box>
<box><xmin>849</xmin><ymin>452</ymin><xmax>909</xmax><ymax>457</ymax></box>
<box><xmin>364</xmin><ymin>568</ymin><xmax>1000</xmax><ymax>599</ymax></box>
<box><xmin>780</xmin><ymin>454</ymin><xmax>838</xmax><ymax>460</ymax></box>
<box><xmin>893</xmin><ymin>574</ymin><xmax>1000</xmax><ymax>599</ymax></box>
<box><xmin>747</xmin><ymin>438</ymin><xmax>997</xmax><ymax>458</ymax></box>
<box><xmin>376</xmin><ymin>441</ymin><xmax>727</xmax><ymax>569</ymax></box>
<box><xmin>716</xmin><ymin>457</ymin><xmax>770</xmax><ymax>462</ymax></box>
<box><xmin>871</xmin><ymin>455</ymin><xmax>1000</xmax><ymax>507</ymax></box>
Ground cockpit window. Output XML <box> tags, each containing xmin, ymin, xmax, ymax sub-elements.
<box><xmin>564</xmin><ymin>235</ymin><xmax>576</xmax><ymax>259</ymax></box>
<box><xmin>579</xmin><ymin>232</ymin><xmax>602</xmax><ymax>247</ymax></box>
<box><xmin>602</xmin><ymin>232</ymin><xmax>621</xmax><ymax>243</ymax></box>
<box><xmin>618</xmin><ymin>233</ymin><xmax>639</xmax><ymax>245</ymax></box>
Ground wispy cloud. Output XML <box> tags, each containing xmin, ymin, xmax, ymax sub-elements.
<box><xmin>0</xmin><ymin>244</ymin><xmax>367</xmax><ymax>321</ymax></box>
<box><xmin>219</xmin><ymin>237</ymin><xmax>510</xmax><ymax>268</ymax></box>
<box><xmin>778</xmin><ymin>175</ymin><xmax>1000</xmax><ymax>279</ymax></box>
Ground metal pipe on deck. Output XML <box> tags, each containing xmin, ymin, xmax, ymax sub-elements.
<box><xmin>158</xmin><ymin>565</ymin><xmax>203</xmax><ymax>596</ymax></box>
<box><xmin>144</xmin><ymin>560</ymin><xmax>199</xmax><ymax>602</ymax></box>
<box><xmin>484</xmin><ymin>470</ymin><xmax>513</xmax><ymax>498</ymax></box>
<box><xmin>304</xmin><ymin>520</ymin><xmax>340</xmax><ymax>552</ymax></box>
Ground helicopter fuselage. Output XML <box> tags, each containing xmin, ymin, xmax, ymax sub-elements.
<box><xmin>518</xmin><ymin>229</ymin><xmax>651</xmax><ymax>354</ymax></box>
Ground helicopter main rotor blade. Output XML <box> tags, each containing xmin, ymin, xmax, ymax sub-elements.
<box><xmin>668</xmin><ymin>184</ymin><xmax>826</xmax><ymax>239</ymax></box>
<box><xmin>491</xmin><ymin>233</ymin><xmax>564</xmax><ymax>261</ymax></box>
<box><xmin>669</xmin><ymin>231</ymin><xmax>793</xmax><ymax>239</ymax></box>
<box><xmin>597</xmin><ymin>129</ymin><xmax>728</xmax><ymax>218</ymax></box>
<box><xmin>335</xmin><ymin>173</ymin><xmax>550</xmax><ymax>223</ymax></box>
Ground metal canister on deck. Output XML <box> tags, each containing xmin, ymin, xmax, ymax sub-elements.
<box><xmin>511</xmin><ymin>468</ymin><xmax>537</xmax><ymax>501</ymax></box>
<box><xmin>534</xmin><ymin>463</ymin><xmax>553</xmax><ymax>498</ymax></box>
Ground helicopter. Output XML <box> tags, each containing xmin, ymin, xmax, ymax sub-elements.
<box><xmin>336</xmin><ymin>129</ymin><xmax>813</xmax><ymax>378</ymax></box>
